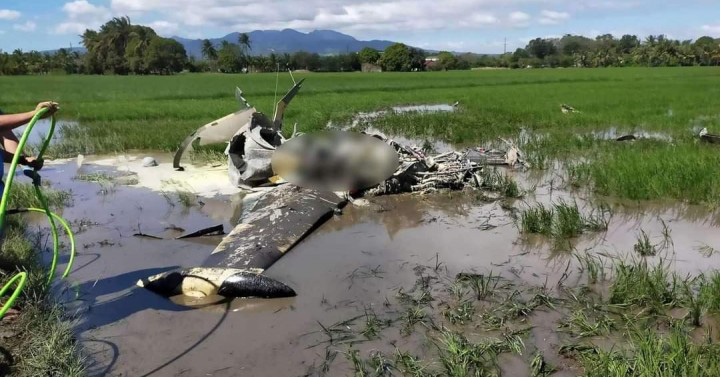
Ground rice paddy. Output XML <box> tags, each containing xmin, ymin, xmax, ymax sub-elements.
<box><xmin>1</xmin><ymin>67</ymin><xmax>720</xmax><ymax>375</ymax></box>
<box><xmin>2</xmin><ymin>67</ymin><xmax>718</xmax><ymax>203</ymax></box>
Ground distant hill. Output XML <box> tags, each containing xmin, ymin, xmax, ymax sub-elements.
<box><xmin>173</xmin><ymin>29</ymin><xmax>396</xmax><ymax>58</ymax></box>
<box><xmin>40</xmin><ymin>47</ymin><xmax>86</xmax><ymax>55</ymax></box>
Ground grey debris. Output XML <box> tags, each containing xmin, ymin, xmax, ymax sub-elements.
<box><xmin>142</xmin><ymin>156</ymin><xmax>158</xmax><ymax>167</ymax></box>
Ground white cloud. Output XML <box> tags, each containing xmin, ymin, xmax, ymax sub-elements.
<box><xmin>701</xmin><ymin>24</ymin><xmax>720</xmax><ymax>36</ymax></box>
<box><xmin>539</xmin><ymin>10</ymin><xmax>570</xmax><ymax>25</ymax></box>
<box><xmin>55</xmin><ymin>0</ymin><xmax>111</xmax><ymax>34</ymax></box>
<box><xmin>13</xmin><ymin>21</ymin><xmax>36</xmax><ymax>32</ymax></box>
<box><xmin>149</xmin><ymin>20</ymin><xmax>179</xmax><ymax>36</ymax></box>
<box><xmin>508</xmin><ymin>11</ymin><xmax>531</xmax><ymax>27</ymax></box>
<box><xmin>0</xmin><ymin>9</ymin><xmax>21</xmax><ymax>20</ymax></box>
<box><xmin>108</xmin><ymin>0</ymin><xmax>561</xmax><ymax>34</ymax></box>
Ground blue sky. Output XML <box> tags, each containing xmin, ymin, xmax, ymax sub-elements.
<box><xmin>1</xmin><ymin>0</ymin><xmax>718</xmax><ymax>53</ymax></box>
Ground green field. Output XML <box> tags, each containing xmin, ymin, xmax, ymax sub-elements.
<box><xmin>2</xmin><ymin>67</ymin><xmax>720</xmax><ymax>203</ymax></box>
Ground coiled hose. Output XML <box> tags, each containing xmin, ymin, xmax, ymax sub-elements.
<box><xmin>0</xmin><ymin>108</ymin><xmax>76</xmax><ymax>319</ymax></box>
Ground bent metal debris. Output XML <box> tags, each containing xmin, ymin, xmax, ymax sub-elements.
<box><xmin>140</xmin><ymin>77</ymin><xmax>526</xmax><ymax>304</ymax></box>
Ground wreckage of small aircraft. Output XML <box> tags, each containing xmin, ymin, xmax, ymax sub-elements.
<box><xmin>142</xmin><ymin>77</ymin><xmax>525</xmax><ymax>305</ymax></box>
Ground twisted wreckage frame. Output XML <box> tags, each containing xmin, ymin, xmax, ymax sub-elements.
<box><xmin>138</xmin><ymin>77</ymin><xmax>525</xmax><ymax>304</ymax></box>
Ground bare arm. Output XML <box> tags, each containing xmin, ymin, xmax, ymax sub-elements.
<box><xmin>0</xmin><ymin>111</ymin><xmax>36</xmax><ymax>130</ymax></box>
<box><xmin>0</xmin><ymin>129</ymin><xmax>20</xmax><ymax>154</ymax></box>
<box><xmin>0</xmin><ymin>102</ymin><xmax>59</xmax><ymax>131</ymax></box>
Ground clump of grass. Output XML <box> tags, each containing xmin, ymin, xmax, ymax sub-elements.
<box><xmin>11</xmin><ymin>302</ymin><xmax>86</xmax><ymax>376</ymax></box>
<box><xmin>8</xmin><ymin>182</ymin><xmax>72</xmax><ymax>210</ymax></box>
<box><xmin>394</xmin><ymin>349</ymin><xmax>434</xmax><ymax>377</ymax></box>
<box><xmin>367</xmin><ymin>351</ymin><xmax>394</xmax><ymax>376</ymax></box>
<box><xmin>456</xmin><ymin>271</ymin><xmax>502</xmax><ymax>300</ymax></box>
<box><xmin>0</xmin><ymin>211</ymin><xmax>84</xmax><ymax>376</ymax></box>
<box><xmin>360</xmin><ymin>308</ymin><xmax>386</xmax><ymax>340</ymax></box>
<box><xmin>479</xmin><ymin>169</ymin><xmax>522</xmax><ymax>198</ymax></box>
<box><xmin>520</xmin><ymin>204</ymin><xmax>554</xmax><ymax>235</ymax></box>
<box><xmin>346</xmin><ymin>348</ymin><xmax>367</xmax><ymax>377</ymax></box>
<box><xmin>189</xmin><ymin>146</ymin><xmax>226</xmax><ymax>166</ymax></box>
<box><xmin>436</xmin><ymin>329</ymin><xmax>526</xmax><ymax>376</ymax></box>
<box><xmin>530</xmin><ymin>352</ymin><xmax>555</xmax><ymax>377</ymax></box>
<box><xmin>401</xmin><ymin>306</ymin><xmax>427</xmax><ymax>336</ymax></box>
<box><xmin>554</xmin><ymin>200</ymin><xmax>585</xmax><ymax>239</ymax></box>
<box><xmin>699</xmin><ymin>272</ymin><xmax>720</xmax><ymax>312</ymax></box>
<box><xmin>443</xmin><ymin>299</ymin><xmax>475</xmax><ymax>325</ymax></box>
<box><xmin>519</xmin><ymin>201</ymin><xmax>610</xmax><ymax>247</ymax></box>
<box><xmin>609</xmin><ymin>259</ymin><xmax>678</xmax><ymax>311</ymax></box>
<box><xmin>558</xmin><ymin>309</ymin><xmax>615</xmax><ymax>337</ymax></box>
<box><xmin>579</xmin><ymin>324</ymin><xmax>720</xmax><ymax>377</ymax></box>
<box><xmin>575</xmin><ymin>252</ymin><xmax>607</xmax><ymax>284</ymax></box>
<box><xmin>176</xmin><ymin>191</ymin><xmax>197</xmax><ymax>208</ymax></box>
<box><xmin>633</xmin><ymin>229</ymin><xmax>657</xmax><ymax>256</ymax></box>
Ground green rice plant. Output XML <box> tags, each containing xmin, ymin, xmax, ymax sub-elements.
<box><xmin>347</xmin><ymin>348</ymin><xmax>368</xmax><ymax>377</ymax></box>
<box><xmin>558</xmin><ymin>310</ymin><xmax>614</xmax><ymax>337</ymax></box>
<box><xmin>530</xmin><ymin>352</ymin><xmax>555</xmax><ymax>377</ymax></box>
<box><xmin>436</xmin><ymin>331</ymin><xmax>488</xmax><ymax>377</ymax></box>
<box><xmin>456</xmin><ymin>271</ymin><xmax>501</xmax><ymax>300</ymax></box>
<box><xmin>681</xmin><ymin>278</ymin><xmax>706</xmax><ymax>327</ymax></box>
<box><xmin>633</xmin><ymin>229</ymin><xmax>657</xmax><ymax>256</ymax></box>
<box><xmin>394</xmin><ymin>349</ymin><xmax>436</xmax><ymax>377</ymax></box>
<box><xmin>579</xmin><ymin>324</ymin><xmax>720</xmax><ymax>377</ymax></box>
<box><xmin>443</xmin><ymin>300</ymin><xmax>475</xmax><ymax>325</ymax></box>
<box><xmin>609</xmin><ymin>259</ymin><xmax>678</xmax><ymax>311</ymax></box>
<box><xmin>367</xmin><ymin>351</ymin><xmax>394</xmax><ymax>377</ymax></box>
<box><xmin>699</xmin><ymin>272</ymin><xmax>720</xmax><ymax>312</ymax></box>
<box><xmin>8</xmin><ymin>182</ymin><xmax>72</xmax><ymax>210</ymax></box>
<box><xmin>553</xmin><ymin>200</ymin><xmax>584</xmax><ymax>239</ymax></box>
<box><xmin>584</xmin><ymin>202</ymin><xmax>611</xmax><ymax>232</ymax></box>
<box><xmin>575</xmin><ymin>252</ymin><xmax>607</xmax><ymax>284</ymax></box>
<box><xmin>401</xmin><ymin>306</ymin><xmax>427</xmax><ymax>336</ymax></box>
<box><xmin>478</xmin><ymin>169</ymin><xmax>522</xmax><ymax>198</ymax></box>
<box><xmin>520</xmin><ymin>204</ymin><xmax>554</xmax><ymax>235</ymax></box>
<box><xmin>566</xmin><ymin>162</ymin><xmax>592</xmax><ymax>188</ymax></box>
<box><xmin>360</xmin><ymin>308</ymin><xmax>385</xmax><ymax>340</ymax></box>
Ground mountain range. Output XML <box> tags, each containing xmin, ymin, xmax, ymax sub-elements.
<box><xmin>172</xmin><ymin>29</ymin><xmax>397</xmax><ymax>58</ymax></box>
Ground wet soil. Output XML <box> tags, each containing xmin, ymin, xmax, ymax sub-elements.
<box><xmin>16</xmin><ymin>150</ymin><xmax>720</xmax><ymax>376</ymax></box>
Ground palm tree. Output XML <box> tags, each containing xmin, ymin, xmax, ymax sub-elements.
<box><xmin>201</xmin><ymin>39</ymin><xmax>218</xmax><ymax>60</ymax></box>
<box><xmin>238</xmin><ymin>33</ymin><xmax>252</xmax><ymax>54</ymax></box>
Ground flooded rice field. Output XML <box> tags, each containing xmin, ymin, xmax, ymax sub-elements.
<box><xmin>18</xmin><ymin>147</ymin><xmax>720</xmax><ymax>376</ymax></box>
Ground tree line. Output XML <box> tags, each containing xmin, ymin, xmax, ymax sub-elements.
<box><xmin>1</xmin><ymin>17</ymin><xmax>718</xmax><ymax>75</ymax></box>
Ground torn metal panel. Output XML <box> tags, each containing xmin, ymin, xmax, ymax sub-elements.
<box><xmin>272</xmin><ymin>78</ymin><xmax>305</xmax><ymax>130</ymax></box>
<box><xmin>173</xmin><ymin>108</ymin><xmax>255</xmax><ymax>170</ymax></box>
<box><xmin>176</xmin><ymin>224</ymin><xmax>224</xmax><ymax>239</ymax></box>
<box><xmin>205</xmin><ymin>185</ymin><xmax>345</xmax><ymax>270</ymax></box>
<box><xmin>699</xmin><ymin>128</ymin><xmax>720</xmax><ymax>144</ymax></box>
<box><xmin>140</xmin><ymin>184</ymin><xmax>346</xmax><ymax>301</ymax></box>
<box><xmin>227</xmin><ymin>112</ymin><xmax>285</xmax><ymax>188</ymax></box>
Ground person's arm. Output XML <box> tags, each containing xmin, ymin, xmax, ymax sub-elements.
<box><xmin>0</xmin><ymin>102</ymin><xmax>59</xmax><ymax>131</ymax></box>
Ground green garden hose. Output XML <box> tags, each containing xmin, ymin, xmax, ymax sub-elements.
<box><xmin>0</xmin><ymin>108</ymin><xmax>76</xmax><ymax>319</ymax></box>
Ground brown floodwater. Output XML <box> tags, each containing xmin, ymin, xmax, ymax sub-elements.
<box><xmin>16</xmin><ymin>152</ymin><xmax>720</xmax><ymax>376</ymax></box>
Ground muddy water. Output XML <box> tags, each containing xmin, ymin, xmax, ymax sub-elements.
<box><xmin>15</xmin><ymin>152</ymin><xmax>720</xmax><ymax>376</ymax></box>
<box><xmin>13</xmin><ymin>118</ymin><xmax>77</xmax><ymax>146</ymax></box>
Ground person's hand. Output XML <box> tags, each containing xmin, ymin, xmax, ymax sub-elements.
<box><xmin>34</xmin><ymin>101</ymin><xmax>59</xmax><ymax>119</ymax></box>
<box><xmin>21</xmin><ymin>156</ymin><xmax>44</xmax><ymax>171</ymax></box>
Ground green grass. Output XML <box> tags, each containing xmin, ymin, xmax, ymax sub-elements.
<box><xmin>0</xmin><ymin>183</ymin><xmax>83</xmax><ymax>376</ymax></box>
<box><xmin>3</xmin><ymin>68</ymin><xmax>720</xmax><ymax>202</ymax></box>
<box><xmin>580</xmin><ymin>324</ymin><xmax>720</xmax><ymax>377</ymax></box>
<box><xmin>8</xmin><ymin>183</ymin><xmax>73</xmax><ymax>210</ymax></box>
<box><xmin>519</xmin><ymin>201</ymin><xmax>610</xmax><ymax>247</ymax></box>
